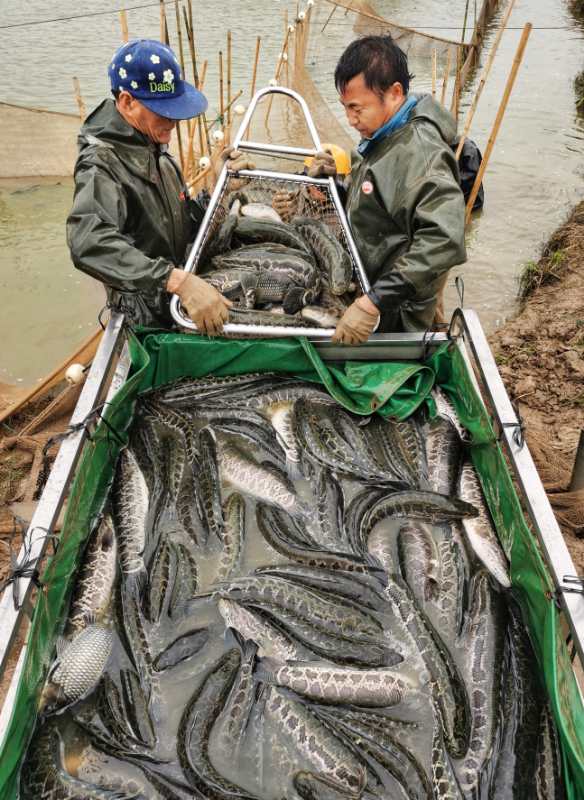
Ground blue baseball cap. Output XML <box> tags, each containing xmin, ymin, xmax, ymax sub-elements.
<box><xmin>109</xmin><ymin>39</ymin><xmax>208</xmax><ymax>120</ymax></box>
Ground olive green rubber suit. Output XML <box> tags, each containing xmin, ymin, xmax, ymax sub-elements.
<box><xmin>67</xmin><ymin>99</ymin><xmax>198</xmax><ymax>327</ymax></box>
<box><xmin>345</xmin><ymin>94</ymin><xmax>467</xmax><ymax>332</ymax></box>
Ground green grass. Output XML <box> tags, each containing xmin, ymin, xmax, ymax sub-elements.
<box><xmin>519</xmin><ymin>249</ymin><xmax>566</xmax><ymax>300</ymax></box>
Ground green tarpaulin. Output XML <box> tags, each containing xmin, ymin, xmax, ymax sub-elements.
<box><xmin>0</xmin><ymin>332</ymin><xmax>582</xmax><ymax>798</ymax></box>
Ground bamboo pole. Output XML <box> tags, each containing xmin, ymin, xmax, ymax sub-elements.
<box><xmin>461</xmin><ymin>0</ymin><xmax>471</xmax><ymax>43</ymax></box>
<box><xmin>227</xmin><ymin>30</ymin><xmax>232</xmax><ymax>129</ymax></box>
<box><xmin>440</xmin><ymin>47</ymin><xmax>452</xmax><ymax>106</ymax></box>
<box><xmin>250</xmin><ymin>37</ymin><xmax>261</xmax><ymax>99</ymax></box>
<box><xmin>450</xmin><ymin>45</ymin><xmax>462</xmax><ymax>120</ymax></box>
<box><xmin>187</xmin><ymin>164</ymin><xmax>212</xmax><ymax>191</ymax></box>
<box><xmin>182</xmin><ymin>7</ymin><xmax>211</xmax><ymax>157</ymax></box>
<box><xmin>431</xmin><ymin>48</ymin><xmax>437</xmax><ymax>99</ymax></box>
<box><xmin>200</xmin><ymin>59</ymin><xmax>208</xmax><ymax>90</ymax></box>
<box><xmin>265</xmin><ymin>26</ymin><xmax>292</xmax><ymax>125</ymax></box>
<box><xmin>72</xmin><ymin>77</ymin><xmax>86</xmax><ymax>121</ymax></box>
<box><xmin>284</xmin><ymin>10</ymin><xmax>290</xmax><ymax>87</ymax></box>
<box><xmin>456</xmin><ymin>0</ymin><xmax>518</xmax><ymax>160</ymax></box>
<box><xmin>219</xmin><ymin>50</ymin><xmax>225</xmax><ymax>134</ymax></box>
<box><xmin>465</xmin><ymin>23</ymin><xmax>532</xmax><ymax>224</ymax></box>
<box><xmin>119</xmin><ymin>9</ymin><xmax>129</xmax><ymax>42</ymax></box>
<box><xmin>159</xmin><ymin>0</ymin><xmax>168</xmax><ymax>42</ymax></box>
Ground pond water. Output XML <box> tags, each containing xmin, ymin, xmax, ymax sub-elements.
<box><xmin>0</xmin><ymin>0</ymin><xmax>583</xmax><ymax>384</ymax></box>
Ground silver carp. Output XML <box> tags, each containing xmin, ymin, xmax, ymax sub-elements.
<box><xmin>218</xmin><ymin>438</ymin><xmax>308</xmax><ymax>517</ymax></box>
<box><xmin>458</xmin><ymin>460</ymin><xmax>511</xmax><ymax>588</ymax></box>
<box><xmin>65</xmin><ymin>515</ymin><xmax>117</xmax><ymax>636</ymax></box>
<box><xmin>112</xmin><ymin>447</ymin><xmax>150</xmax><ymax>595</ymax></box>
<box><xmin>40</xmin><ymin>623</ymin><xmax>114</xmax><ymax>713</ymax></box>
<box><xmin>241</xmin><ymin>202</ymin><xmax>282</xmax><ymax>222</ymax></box>
<box><xmin>256</xmin><ymin>659</ymin><xmax>416</xmax><ymax>708</ymax></box>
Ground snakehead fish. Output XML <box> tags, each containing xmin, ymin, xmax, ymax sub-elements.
<box><xmin>232</xmin><ymin>215</ymin><xmax>314</xmax><ymax>255</ymax></box>
<box><xmin>197</xmin><ymin>426</ymin><xmax>224</xmax><ymax>543</ymax></box>
<box><xmin>489</xmin><ymin>602</ymin><xmax>541</xmax><ymax>798</ymax></box>
<box><xmin>255</xmin><ymin>659</ymin><xmax>417</xmax><ymax>708</ymax></box>
<box><xmin>153</xmin><ymin>628</ymin><xmax>209</xmax><ymax>672</ymax></box>
<box><xmin>432</xmin><ymin>387</ymin><xmax>470</xmax><ymax>442</ymax></box>
<box><xmin>217</xmin><ymin>437</ymin><xmax>308</xmax><ymax>517</ymax></box>
<box><xmin>291</xmin><ymin>216</ymin><xmax>353</xmax><ymax>295</ymax></box>
<box><xmin>293</xmin><ymin>771</ymin><xmax>359</xmax><ymax>800</ymax></box>
<box><xmin>383</xmin><ymin>575</ymin><xmax>471</xmax><ymax>760</ymax></box>
<box><xmin>65</xmin><ymin>515</ymin><xmax>117</xmax><ymax>637</ymax></box>
<box><xmin>178</xmin><ymin>649</ymin><xmax>255</xmax><ymax>799</ymax></box>
<box><xmin>40</xmin><ymin>623</ymin><xmax>114</xmax><ymax>714</ymax></box>
<box><xmin>313</xmin><ymin>704</ymin><xmax>434</xmax><ymax>800</ymax></box>
<box><xmin>425</xmin><ymin>415</ymin><xmax>463</xmax><ymax>497</ymax></box>
<box><xmin>398</xmin><ymin>521</ymin><xmax>441</xmax><ymax>606</ymax></box>
<box><xmin>458</xmin><ymin>461</ymin><xmax>511</xmax><ymax>588</ymax></box>
<box><xmin>265</xmin><ymin>687</ymin><xmax>367</xmax><ymax>795</ymax></box>
<box><xmin>262</xmin><ymin>400</ymin><xmax>302</xmax><ymax>477</ymax></box>
<box><xmin>360</xmin><ymin>491</ymin><xmax>478</xmax><ymax>553</ymax></box>
<box><xmin>534</xmin><ymin>704</ymin><xmax>566</xmax><ymax>800</ymax></box>
<box><xmin>218</xmin><ymin>598</ymin><xmax>303</xmax><ymax>661</ymax></box>
<box><xmin>112</xmin><ymin>447</ymin><xmax>150</xmax><ymax>596</ymax></box>
<box><xmin>455</xmin><ymin>570</ymin><xmax>506</xmax><ymax>795</ymax></box>
<box><xmin>212</xmin><ymin>640</ymin><xmax>259</xmax><ymax>757</ymax></box>
<box><xmin>256</xmin><ymin>503</ymin><xmax>385</xmax><ymax>577</ymax></box>
<box><xmin>208</xmin><ymin>244</ymin><xmax>321</xmax><ymax>312</ymax></box>
<box><xmin>20</xmin><ymin>720</ymin><xmax>142</xmax><ymax>800</ymax></box>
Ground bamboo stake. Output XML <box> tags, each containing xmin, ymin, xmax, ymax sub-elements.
<box><xmin>187</xmin><ymin>164</ymin><xmax>212</xmax><ymax>191</ymax></box>
<box><xmin>440</xmin><ymin>47</ymin><xmax>452</xmax><ymax>106</ymax></box>
<box><xmin>119</xmin><ymin>9</ymin><xmax>129</xmax><ymax>43</ymax></box>
<box><xmin>284</xmin><ymin>10</ymin><xmax>290</xmax><ymax>87</ymax></box>
<box><xmin>219</xmin><ymin>50</ymin><xmax>225</xmax><ymax>133</ymax></box>
<box><xmin>250</xmin><ymin>37</ymin><xmax>261</xmax><ymax>99</ymax></box>
<box><xmin>227</xmin><ymin>31</ymin><xmax>232</xmax><ymax>129</ymax></box>
<box><xmin>174</xmin><ymin>0</ymin><xmax>192</xmax><ymax>139</ymax></box>
<box><xmin>159</xmin><ymin>0</ymin><xmax>168</xmax><ymax>42</ymax></box>
<box><xmin>461</xmin><ymin>0</ymin><xmax>471</xmax><ymax>43</ymax></box>
<box><xmin>450</xmin><ymin>45</ymin><xmax>462</xmax><ymax>120</ymax></box>
<box><xmin>465</xmin><ymin>23</ymin><xmax>532</xmax><ymax>224</ymax></box>
<box><xmin>265</xmin><ymin>27</ymin><xmax>292</xmax><ymax>124</ymax></box>
<box><xmin>72</xmin><ymin>77</ymin><xmax>86</xmax><ymax>121</ymax></box>
<box><xmin>431</xmin><ymin>48</ymin><xmax>437</xmax><ymax>98</ymax></box>
<box><xmin>200</xmin><ymin>59</ymin><xmax>208</xmax><ymax>90</ymax></box>
<box><xmin>456</xmin><ymin>0</ymin><xmax>518</xmax><ymax>160</ymax></box>
<box><xmin>182</xmin><ymin>7</ymin><xmax>210</xmax><ymax>157</ymax></box>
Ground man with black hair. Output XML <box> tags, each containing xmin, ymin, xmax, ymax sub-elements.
<box><xmin>296</xmin><ymin>35</ymin><xmax>466</xmax><ymax>344</ymax></box>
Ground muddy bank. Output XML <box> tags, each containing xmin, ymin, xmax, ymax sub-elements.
<box><xmin>489</xmin><ymin>200</ymin><xmax>584</xmax><ymax>573</ymax></box>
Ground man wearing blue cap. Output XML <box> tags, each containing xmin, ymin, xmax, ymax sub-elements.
<box><xmin>67</xmin><ymin>39</ymin><xmax>232</xmax><ymax>334</ymax></box>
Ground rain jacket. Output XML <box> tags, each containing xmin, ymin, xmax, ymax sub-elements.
<box><xmin>67</xmin><ymin>99</ymin><xmax>198</xmax><ymax>327</ymax></box>
<box><xmin>345</xmin><ymin>94</ymin><xmax>466</xmax><ymax>332</ymax></box>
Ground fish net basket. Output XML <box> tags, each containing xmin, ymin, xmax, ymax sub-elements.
<box><xmin>195</xmin><ymin>171</ymin><xmax>358</xmax><ymax>280</ymax></box>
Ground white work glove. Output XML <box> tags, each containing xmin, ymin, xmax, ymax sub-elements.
<box><xmin>170</xmin><ymin>271</ymin><xmax>232</xmax><ymax>336</ymax></box>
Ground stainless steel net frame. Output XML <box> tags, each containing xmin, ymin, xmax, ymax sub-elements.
<box><xmin>170</xmin><ymin>86</ymin><xmax>370</xmax><ymax>338</ymax></box>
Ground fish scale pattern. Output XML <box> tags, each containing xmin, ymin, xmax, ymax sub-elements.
<box><xmin>22</xmin><ymin>379</ymin><xmax>565</xmax><ymax>800</ymax></box>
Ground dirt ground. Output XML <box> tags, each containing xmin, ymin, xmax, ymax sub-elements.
<box><xmin>489</xmin><ymin>200</ymin><xmax>584</xmax><ymax>574</ymax></box>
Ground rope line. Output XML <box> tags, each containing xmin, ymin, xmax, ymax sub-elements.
<box><xmin>0</xmin><ymin>1</ymin><xmax>175</xmax><ymax>30</ymax></box>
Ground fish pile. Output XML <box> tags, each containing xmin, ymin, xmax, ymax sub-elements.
<box><xmin>21</xmin><ymin>377</ymin><xmax>566</xmax><ymax>799</ymax></box>
<box><xmin>197</xmin><ymin>184</ymin><xmax>356</xmax><ymax>328</ymax></box>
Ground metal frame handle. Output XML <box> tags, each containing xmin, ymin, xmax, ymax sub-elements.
<box><xmin>170</xmin><ymin>86</ymin><xmax>370</xmax><ymax>336</ymax></box>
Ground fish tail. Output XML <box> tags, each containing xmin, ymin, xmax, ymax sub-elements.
<box><xmin>126</xmin><ymin>565</ymin><xmax>148</xmax><ymax>600</ymax></box>
<box><xmin>283</xmin><ymin>286</ymin><xmax>307</xmax><ymax>314</ymax></box>
<box><xmin>253</xmin><ymin>656</ymin><xmax>280</xmax><ymax>685</ymax></box>
<box><xmin>286</xmin><ymin>456</ymin><xmax>304</xmax><ymax>481</ymax></box>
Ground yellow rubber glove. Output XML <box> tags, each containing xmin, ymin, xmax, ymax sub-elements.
<box><xmin>168</xmin><ymin>270</ymin><xmax>232</xmax><ymax>336</ymax></box>
<box><xmin>332</xmin><ymin>297</ymin><xmax>380</xmax><ymax>345</ymax></box>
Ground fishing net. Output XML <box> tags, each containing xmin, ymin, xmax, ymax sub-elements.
<box><xmin>0</xmin><ymin>333</ymin><xmax>583</xmax><ymax>798</ymax></box>
<box><xmin>296</xmin><ymin>0</ymin><xmax>470</xmax><ymax>142</ymax></box>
